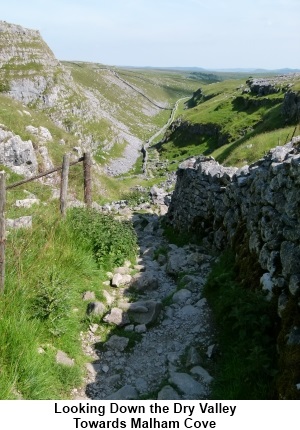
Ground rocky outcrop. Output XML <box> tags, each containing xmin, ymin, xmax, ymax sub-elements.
<box><xmin>247</xmin><ymin>78</ymin><xmax>280</xmax><ymax>96</ymax></box>
<box><xmin>162</xmin><ymin>119</ymin><xmax>230</xmax><ymax>147</ymax></box>
<box><xmin>0</xmin><ymin>21</ymin><xmax>156</xmax><ymax>173</ymax></box>
<box><xmin>0</xmin><ymin>124</ymin><xmax>38</xmax><ymax>176</ymax></box>
<box><xmin>167</xmin><ymin>137</ymin><xmax>300</xmax><ymax>398</ymax></box>
<box><xmin>282</xmin><ymin>91</ymin><xmax>300</xmax><ymax>122</ymax></box>
<box><xmin>245</xmin><ymin>75</ymin><xmax>300</xmax><ymax>97</ymax></box>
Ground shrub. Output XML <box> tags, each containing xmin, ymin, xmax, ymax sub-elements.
<box><xmin>32</xmin><ymin>270</ymin><xmax>70</xmax><ymax>336</ymax></box>
<box><xmin>120</xmin><ymin>189</ymin><xmax>149</xmax><ymax>206</ymax></box>
<box><xmin>68</xmin><ymin>208</ymin><xmax>138</xmax><ymax>269</ymax></box>
<box><xmin>0</xmin><ymin>80</ymin><xmax>9</xmax><ymax>92</ymax></box>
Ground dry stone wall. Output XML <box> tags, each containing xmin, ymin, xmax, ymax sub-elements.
<box><xmin>167</xmin><ymin>138</ymin><xmax>300</xmax><ymax>398</ymax></box>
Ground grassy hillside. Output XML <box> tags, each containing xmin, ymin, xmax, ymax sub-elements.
<box><xmin>63</xmin><ymin>62</ymin><xmax>202</xmax><ymax>142</ymax></box>
<box><xmin>153</xmin><ymin>73</ymin><xmax>300</xmax><ymax>169</ymax></box>
<box><xmin>0</xmin><ymin>168</ymin><xmax>138</xmax><ymax>399</ymax></box>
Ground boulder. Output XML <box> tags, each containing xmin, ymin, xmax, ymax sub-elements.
<box><xmin>105</xmin><ymin>385</ymin><xmax>138</xmax><ymax>400</ymax></box>
<box><xmin>103</xmin><ymin>308</ymin><xmax>130</xmax><ymax>326</ymax></box>
<box><xmin>131</xmin><ymin>272</ymin><xmax>159</xmax><ymax>291</ymax></box>
<box><xmin>111</xmin><ymin>273</ymin><xmax>132</xmax><ymax>287</ymax></box>
<box><xmin>190</xmin><ymin>366</ymin><xmax>213</xmax><ymax>384</ymax></box>
<box><xmin>128</xmin><ymin>300</ymin><xmax>162</xmax><ymax>326</ymax></box>
<box><xmin>86</xmin><ymin>301</ymin><xmax>106</xmax><ymax>316</ymax></box>
<box><xmin>6</xmin><ymin>216</ymin><xmax>32</xmax><ymax>230</ymax></box>
<box><xmin>169</xmin><ymin>372</ymin><xmax>208</xmax><ymax>399</ymax></box>
<box><xmin>82</xmin><ymin>291</ymin><xmax>96</xmax><ymax>301</ymax></box>
<box><xmin>14</xmin><ymin>198</ymin><xmax>40</xmax><ymax>208</ymax></box>
<box><xmin>105</xmin><ymin>335</ymin><xmax>129</xmax><ymax>351</ymax></box>
<box><xmin>172</xmin><ymin>289</ymin><xmax>192</xmax><ymax>305</ymax></box>
<box><xmin>56</xmin><ymin>350</ymin><xmax>74</xmax><ymax>367</ymax></box>
<box><xmin>157</xmin><ymin>385</ymin><xmax>181</xmax><ymax>400</ymax></box>
<box><xmin>0</xmin><ymin>130</ymin><xmax>37</xmax><ymax>177</ymax></box>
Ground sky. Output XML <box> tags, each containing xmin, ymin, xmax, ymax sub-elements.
<box><xmin>1</xmin><ymin>0</ymin><xmax>300</xmax><ymax>70</ymax></box>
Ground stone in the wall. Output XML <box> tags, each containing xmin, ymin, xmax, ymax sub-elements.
<box><xmin>167</xmin><ymin>138</ymin><xmax>300</xmax><ymax>398</ymax></box>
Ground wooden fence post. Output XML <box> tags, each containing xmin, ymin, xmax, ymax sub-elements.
<box><xmin>0</xmin><ymin>171</ymin><xmax>6</xmax><ymax>293</ymax></box>
<box><xmin>83</xmin><ymin>152</ymin><xmax>92</xmax><ymax>208</ymax></box>
<box><xmin>60</xmin><ymin>153</ymin><xmax>70</xmax><ymax>217</ymax></box>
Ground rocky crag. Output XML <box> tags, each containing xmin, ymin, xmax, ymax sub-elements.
<box><xmin>0</xmin><ymin>21</ymin><xmax>157</xmax><ymax>171</ymax></box>
<box><xmin>167</xmin><ymin>136</ymin><xmax>300</xmax><ymax>399</ymax></box>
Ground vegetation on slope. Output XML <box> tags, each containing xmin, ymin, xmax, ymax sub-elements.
<box><xmin>153</xmin><ymin>73</ymin><xmax>300</xmax><ymax>169</ymax></box>
<box><xmin>204</xmin><ymin>251</ymin><xmax>278</xmax><ymax>400</ymax></box>
<box><xmin>0</xmin><ymin>172</ymin><xmax>137</xmax><ymax>399</ymax></box>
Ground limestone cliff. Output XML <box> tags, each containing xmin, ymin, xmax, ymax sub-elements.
<box><xmin>0</xmin><ymin>21</ymin><xmax>143</xmax><ymax>164</ymax></box>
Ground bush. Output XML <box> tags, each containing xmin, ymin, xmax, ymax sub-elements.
<box><xmin>120</xmin><ymin>189</ymin><xmax>149</xmax><ymax>206</ymax></box>
<box><xmin>0</xmin><ymin>80</ymin><xmax>9</xmax><ymax>92</ymax></box>
<box><xmin>68</xmin><ymin>208</ymin><xmax>138</xmax><ymax>269</ymax></box>
<box><xmin>32</xmin><ymin>270</ymin><xmax>70</xmax><ymax>336</ymax></box>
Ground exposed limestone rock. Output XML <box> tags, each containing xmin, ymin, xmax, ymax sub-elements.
<box><xmin>127</xmin><ymin>300</ymin><xmax>162</xmax><ymax>326</ymax></box>
<box><xmin>6</xmin><ymin>216</ymin><xmax>32</xmax><ymax>230</ymax></box>
<box><xmin>157</xmin><ymin>385</ymin><xmax>180</xmax><ymax>400</ymax></box>
<box><xmin>172</xmin><ymin>289</ymin><xmax>192</xmax><ymax>305</ymax></box>
<box><xmin>0</xmin><ymin>127</ymin><xmax>38</xmax><ymax>177</ymax></box>
<box><xmin>105</xmin><ymin>335</ymin><xmax>129</xmax><ymax>351</ymax></box>
<box><xmin>131</xmin><ymin>272</ymin><xmax>159</xmax><ymax>291</ymax></box>
<box><xmin>111</xmin><ymin>273</ymin><xmax>132</xmax><ymax>287</ymax></box>
<box><xmin>103</xmin><ymin>308</ymin><xmax>130</xmax><ymax>326</ymax></box>
<box><xmin>14</xmin><ymin>198</ymin><xmax>40</xmax><ymax>208</ymax></box>
<box><xmin>0</xmin><ymin>20</ymin><xmax>144</xmax><ymax>170</ymax></box>
<box><xmin>86</xmin><ymin>302</ymin><xmax>106</xmax><ymax>317</ymax></box>
<box><xmin>105</xmin><ymin>385</ymin><xmax>138</xmax><ymax>400</ymax></box>
<box><xmin>282</xmin><ymin>90</ymin><xmax>300</xmax><ymax>122</ymax></box>
<box><xmin>185</xmin><ymin>346</ymin><xmax>203</xmax><ymax>367</ymax></box>
<box><xmin>25</xmin><ymin>125</ymin><xmax>52</xmax><ymax>142</ymax></box>
<box><xmin>82</xmin><ymin>291</ymin><xmax>96</xmax><ymax>301</ymax></box>
<box><xmin>169</xmin><ymin>372</ymin><xmax>208</xmax><ymax>399</ymax></box>
<box><xmin>190</xmin><ymin>366</ymin><xmax>213</xmax><ymax>384</ymax></box>
<box><xmin>56</xmin><ymin>350</ymin><xmax>74</xmax><ymax>367</ymax></box>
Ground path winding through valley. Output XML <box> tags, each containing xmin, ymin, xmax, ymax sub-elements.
<box><xmin>73</xmin><ymin>209</ymin><xmax>216</xmax><ymax>400</ymax></box>
<box><xmin>105</xmin><ymin>68</ymin><xmax>189</xmax><ymax>176</ymax></box>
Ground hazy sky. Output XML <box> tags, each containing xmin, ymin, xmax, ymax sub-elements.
<box><xmin>1</xmin><ymin>0</ymin><xmax>300</xmax><ymax>69</ymax></box>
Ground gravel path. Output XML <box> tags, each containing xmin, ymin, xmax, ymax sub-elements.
<box><xmin>72</xmin><ymin>210</ymin><xmax>216</xmax><ymax>400</ymax></box>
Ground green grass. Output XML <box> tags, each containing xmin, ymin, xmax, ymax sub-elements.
<box><xmin>213</xmin><ymin>125</ymin><xmax>297</xmax><ymax>166</ymax></box>
<box><xmin>0</xmin><ymin>182</ymin><xmax>138</xmax><ymax>399</ymax></box>
<box><xmin>1</xmin><ymin>203</ymin><xmax>100</xmax><ymax>399</ymax></box>
<box><xmin>155</xmin><ymin>75</ymin><xmax>300</xmax><ymax>168</ymax></box>
<box><xmin>203</xmin><ymin>251</ymin><xmax>278</xmax><ymax>399</ymax></box>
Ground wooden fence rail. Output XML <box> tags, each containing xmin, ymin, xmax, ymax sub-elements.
<box><xmin>6</xmin><ymin>156</ymin><xmax>84</xmax><ymax>190</ymax></box>
<box><xmin>0</xmin><ymin>152</ymin><xmax>92</xmax><ymax>292</ymax></box>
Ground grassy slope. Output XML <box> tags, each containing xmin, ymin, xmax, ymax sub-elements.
<box><xmin>0</xmin><ymin>93</ymin><xmax>78</xmax><ymax>164</ymax></box>
<box><xmin>63</xmin><ymin>62</ymin><xmax>201</xmax><ymax>140</ymax></box>
<box><xmin>1</xmin><ymin>169</ymin><xmax>138</xmax><ymax>399</ymax></box>
<box><xmin>154</xmin><ymin>73</ymin><xmax>300</xmax><ymax>169</ymax></box>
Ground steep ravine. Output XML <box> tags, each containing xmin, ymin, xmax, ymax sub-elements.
<box><xmin>72</xmin><ymin>210</ymin><xmax>216</xmax><ymax>400</ymax></box>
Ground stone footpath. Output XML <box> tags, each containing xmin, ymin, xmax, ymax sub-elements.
<box><xmin>72</xmin><ymin>210</ymin><xmax>216</xmax><ymax>400</ymax></box>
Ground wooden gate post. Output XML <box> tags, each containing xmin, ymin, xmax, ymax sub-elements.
<box><xmin>60</xmin><ymin>153</ymin><xmax>70</xmax><ymax>217</ymax></box>
<box><xmin>83</xmin><ymin>152</ymin><xmax>92</xmax><ymax>208</ymax></box>
<box><xmin>0</xmin><ymin>171</ymin><xmax>6</xmax><ymax>293</ymax></box>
